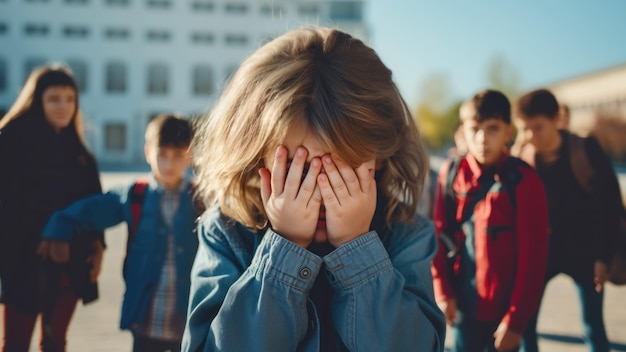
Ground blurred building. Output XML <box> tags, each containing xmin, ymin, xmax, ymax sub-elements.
<box><xmin>549</xmin><ymin>63</ymin><xmax>626</xmax><ymax>133</ymax></box>
<box><xmin>548</xmin><ymin>63</ymin><xmax>626</xmax><ymax>163</ymax></box>
<box><xmin>0</xmin><ymin>0</ymin><xmax>368</xmax><ymax>164</ymax></box>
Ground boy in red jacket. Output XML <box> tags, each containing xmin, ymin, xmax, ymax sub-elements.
<box><xmin>431</xmin><ymin>89</ymin><xmax>549</xmax><ymax>352</ymax></box>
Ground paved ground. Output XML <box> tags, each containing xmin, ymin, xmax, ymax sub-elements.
<box><xmin>1</xmin><ymin>170</ymin><xmax>625</xmax><ymax>351</ymax></box>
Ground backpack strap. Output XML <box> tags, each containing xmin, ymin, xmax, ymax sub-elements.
<box><xmin>568</xmin><ymin>133</ymin><xmax>594</xmax><ymax>193</ymax></box>
<box><xmin>498</xmin><ymin>157</ymin><xmax>530</xmax><ymax>210</ymax></box>
<box><xmin>440</xmin><ymin>157</ymin><xmax>497</xmax><ymax>257</ymax></box>
<box><xmin>128</xmin><ymin>178</ymin><xmax>149</xmax><ymax>254</ymax></box>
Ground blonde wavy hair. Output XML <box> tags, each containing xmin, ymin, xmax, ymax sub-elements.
<box><xmin>193</xmin><ymin>27</ymin><xmax>428</xmax><ymax>229</ymax></box>
<box><xmin>0</xmin><ymin>64</ymin><xmax>87</xmax><ymax>145</ymax></box>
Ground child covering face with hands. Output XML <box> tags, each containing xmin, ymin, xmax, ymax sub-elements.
<box><xmin>183</xmin><ymin>27</ymin><xmax>445</xmax><ymax>352</ymax></box>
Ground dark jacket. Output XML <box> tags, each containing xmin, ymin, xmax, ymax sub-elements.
<box><xmin>0</xmin><ymin>113</ymin><xmax>104</xmax><ymax>314</ymax></box>
<box><xmin>533</xmin><ymin>131</ymin><xmax>621</xmax><ymax>269</ymax></box>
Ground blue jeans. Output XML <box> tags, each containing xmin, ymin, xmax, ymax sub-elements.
<box><xmin>521</xmin><ymin>266</ymin><xmax>609</xmax><ymax>352</ymax></box>
<box><xmin>453</xmin><ymin>313</ymin><xmax>520</xmax><ymax>352</ymax></box>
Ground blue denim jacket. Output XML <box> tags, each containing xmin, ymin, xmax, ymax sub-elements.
<box><xmin>41</xmin><ymin>177</ymin><xmax>199</xmax><ymax>331</ymax></box>
<box><xmin>182</xmin><ymin>209</ymin><xmax>446</xmax><ymax>352</ymax></box>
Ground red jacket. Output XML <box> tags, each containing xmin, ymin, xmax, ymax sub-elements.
<box><xmin>431</xmin><ymin>152</ymin><xmax>549</xmax><ymax>334</ymax></box>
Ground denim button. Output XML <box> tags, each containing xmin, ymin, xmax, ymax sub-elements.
<box><xmin>299</xmin><ymin>267</ymin><xmax>311</xmax><ymax>279</ymax></box>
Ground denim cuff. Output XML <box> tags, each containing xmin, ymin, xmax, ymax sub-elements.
<box><xmin>323</xmin><ymin>231</ymin><xmax>393</xmax><ymax>290</ymax></box>
<box><xmin>250</xmin><ymin>230</ymin><xmax>323</xmax><ymax>292</ymax></box>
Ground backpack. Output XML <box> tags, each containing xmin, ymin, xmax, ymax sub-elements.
<box><xmin>126</xmin><ymin>178</ymin><xmax>150</xmax><ymax>257</ymax></box>
<box><xmin>568</xmin><ymin>135</ymin><xmax>626</xmax><ymax>285</ymax></box>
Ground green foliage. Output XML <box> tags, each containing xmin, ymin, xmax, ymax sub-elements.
<box><xmin>416</xmin><ymin>101</ymin><xmax>461</xmax><ymax>150</ymax></box>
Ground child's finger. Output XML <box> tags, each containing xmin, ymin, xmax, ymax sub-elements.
<box><xmin>36</xmin><ymin>241</ymin><xmax>50</xmax><ymax>260</ymax></box>
<box><xmin>322</xmin><ymin>155</ymin><xmax>349</xmax><ymax>202</ymax></box>
<box><xmin>353</xmin><ymin>163</ymin><xmax>374</xmax><ymax>193</ymax></box>
<box><xmin>284</xmin><ymin>146</ymin><xmax>307</xmax><ymax>198</ymax></box>
<box><xmin>333</xmin><ymin>157</ymin><xmax>362</xmax><ymax>196</ymax></box>
<box><xmin>318</xmin><ymin>172</ymin><xmax>339</xmax><ymax>207</ymax></box>
<box><xmin>298</xmin><ymin>157</ymin><xmax>321</xmax><ymax>204</ymax></box>
<box><xmin>309</xmin><ymin>184</ymin><xmax>323</xmax><ymax>207</ymax></box>
<box><xmin>270</xmin><ymin>146</ymin><xmax>288</xmax><ymax>195</ymax></box>
<box><xmin>259</xmin><ymin>167</ymin><xmax>272</xmax><ymax>204</ymax></box>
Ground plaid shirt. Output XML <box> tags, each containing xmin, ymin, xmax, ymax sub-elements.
<box><xmin>138</xmin><ymin>181</ymin><xmax>184</xmax><ymax>341</ymax></box>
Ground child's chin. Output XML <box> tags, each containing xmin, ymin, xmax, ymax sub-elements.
<box><xmin>313</xmin><ymin>228</ymin><xmax>328</xmax><ymax>243</ymax></box>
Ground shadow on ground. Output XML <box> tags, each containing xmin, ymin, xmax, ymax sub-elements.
<box><xmin>539</xmin><ymin>333</ymin><xmax>626</xmax><ymax>351</ymax></box>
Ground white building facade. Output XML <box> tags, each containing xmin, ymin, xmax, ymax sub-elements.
<box><xmin>0</xmin><ymin>0</ymin><xmax>368</xmax><ymax>164</ymax></box>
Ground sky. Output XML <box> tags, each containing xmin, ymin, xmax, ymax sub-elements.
<box><xmin>364</xmin><ymin>1</ymin><xmax>626</xmax><ymax>109</ymax></box>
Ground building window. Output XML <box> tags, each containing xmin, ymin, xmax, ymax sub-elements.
<box><xmin>329</xmin><ymin>1</ymin><xmax>362</xmax><ymax>21</ymax></box>
<box><xmin>146</xmin><ymin>30</ymin><xmax>171</xmax><ymax>42</ymax></box>
<box><xmin>24</xmin><ymin>23</ymin><xmax>50</xmax><ymax>37</ymax></box>
<box><xmin>24</xmin><ymin>57</ymin><xmax>47</xmax><ymax>82</ymax></box>
<box><xmin>192</xmin><ymin>65</ymin><xmax>213</xmax><ymax>95</ymax></box>
<box><xmin>191</xmin><ymin>0</ymin><xmax>213</xmax><ymax>11</ymax></box>
<box><xmin>0</xmin><ymin>23</ymin><xmax>8</xmax><ymax>36</ymax></box>
<box><xmin>104</xmin><ymin>27</ymin><xmax>130</xmax><ymax>40</ymax></box>
<box><xmin>64</xmin><ymin>0</ymin><xmax>89</xmax><ymax>4</ymax></box>
<box><xmin>63</xmin><ymin>25</ymin><xmax>90</xmax><ymax>38</ymax></box>
<box><xmin>67</xmin><ymin>59</ymin><xmax>88</xmax><ymax>93</ymax></box>
<box><xmin>146</xmin><ymin>0</ymin><xmax>170</xmax><ymax>8</ymax></box>
<box><xmin>104</xmin><ymin>123</ymin><xmax>126</xmax><ymax>151</ymax></box>
<box><xmin>224</xmin><ymin>34</ymin><xmax>247</xmax><ymax>46</ymax></box>
<box><xmin>298</xmin><ymin>3</ymin><xmax>319</xmax><ymax>17</ymax></box>
<box><xmin>105</xmin><ymin>0</ymin><xmax>130</xmax><ymax>5</ymax></box>
<box><xmin>105</xmin><ymin>61</ymin><xmax>126</xmax><ymax>93</ymax></box>
<box><xmin>147</xmin><ymin>62</ymin><xmax>168</xmax><ymax>94</ymax></box>
<box><xmin>224</xmin><ymin>2</ymin><xmax>247</xmax><ymax>14</ymax></box>
<box><xmin>191</xmin><ymin>32</ymin><xmax>214</xmax><ymax>45</ymax></box>
<box><xmin>0</xmin><ymin>59</ymin><xmax>7</xmax><ymax>92</ymax></box>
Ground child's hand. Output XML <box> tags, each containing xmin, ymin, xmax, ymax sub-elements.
<box><xmin>593</xmin><ymin>260</ymin><xmax>608</xmax><ymax>293</ymax></box>
<box><xmin>87</xmin><ymin>240</ymin><xmax>105</xmax><ymax>283</ymax></box>
<box><xmin>259</xmin><ymin>146</ymin><xmax>323</xmax><ymax>248</ymax></box>
<box><xmin>437</xmin><ymin>298</ymin><xmax>458</xmax><ymax>327</ymax></box>
<box><xmin>36</xmin><ymin>239</ymin><xmax>70</xmax><ymax>263</ymax></box>
<box><xmin>493</xmin><ymin>322</ymin><xmax>522</xmax><ymax>351</ymax></box>
<box><xmin>318</xmin><ymin>155</ymin><xmax>376</xmax><ymax>247</ymax></box>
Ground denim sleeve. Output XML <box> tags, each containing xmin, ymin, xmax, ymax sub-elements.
<box><xmin>325</xmin><ymin>218</ymin><xmax>446</xmax><ymax>352</ymax></box>
<box><xmin>40</xmin><ymin>191</ymin><xmax>127</xmax><ymax>241</ymax></box>
<box><xmin>183</xmin><ymin>220</ymin><xmax>323</xmax><ymax>352</ymax></box>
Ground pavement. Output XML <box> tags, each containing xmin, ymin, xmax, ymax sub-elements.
<box><xmin>1</xmin><ymin>170</ymin><xmax>625</xmax><ymax>351</ymax></box>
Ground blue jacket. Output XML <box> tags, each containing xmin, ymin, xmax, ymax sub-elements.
<box><xmin>41</xmin><ymin>177</ymin><xmax>199</xmax><ymax>331</ymax></box>
<box><xmin>182</xmin><ymin>209</ymin><xmax>446</xmax><ymax>352</ymax></box>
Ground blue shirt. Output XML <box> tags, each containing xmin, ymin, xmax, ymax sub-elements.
<box><xmin>182</xmin><ymin>209</ymin><xmax>446</xmax><ymax>352</ymax></box>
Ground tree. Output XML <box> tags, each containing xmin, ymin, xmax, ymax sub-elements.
<box><xmin>414</xmin><ymin>73</ymin><xmax>460</xmax><ymax>150</ymax></box>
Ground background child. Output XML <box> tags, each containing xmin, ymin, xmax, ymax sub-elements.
<box><xmin>513</xmin><ymin>89</ymin><xmax>622</xmax><ymax>352</ymax></box>
<box><xmin>431</xmin><ymin>89</ymin><xmax>549</xmax><ymax>352</ymax></box>
<box><xmin>39</xmin><ymin>114</ymin><xmax>199</xmax><ymax>352</ymax></box>
<box><xmin>183</xmin><ymin>27</ymin><xmax>446</xmax><ymax>351</ymax></box>
<box><xmin>0</xmin><ymin>65</ymin><xmax>104</xmax><ymax>351</ymax></box>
